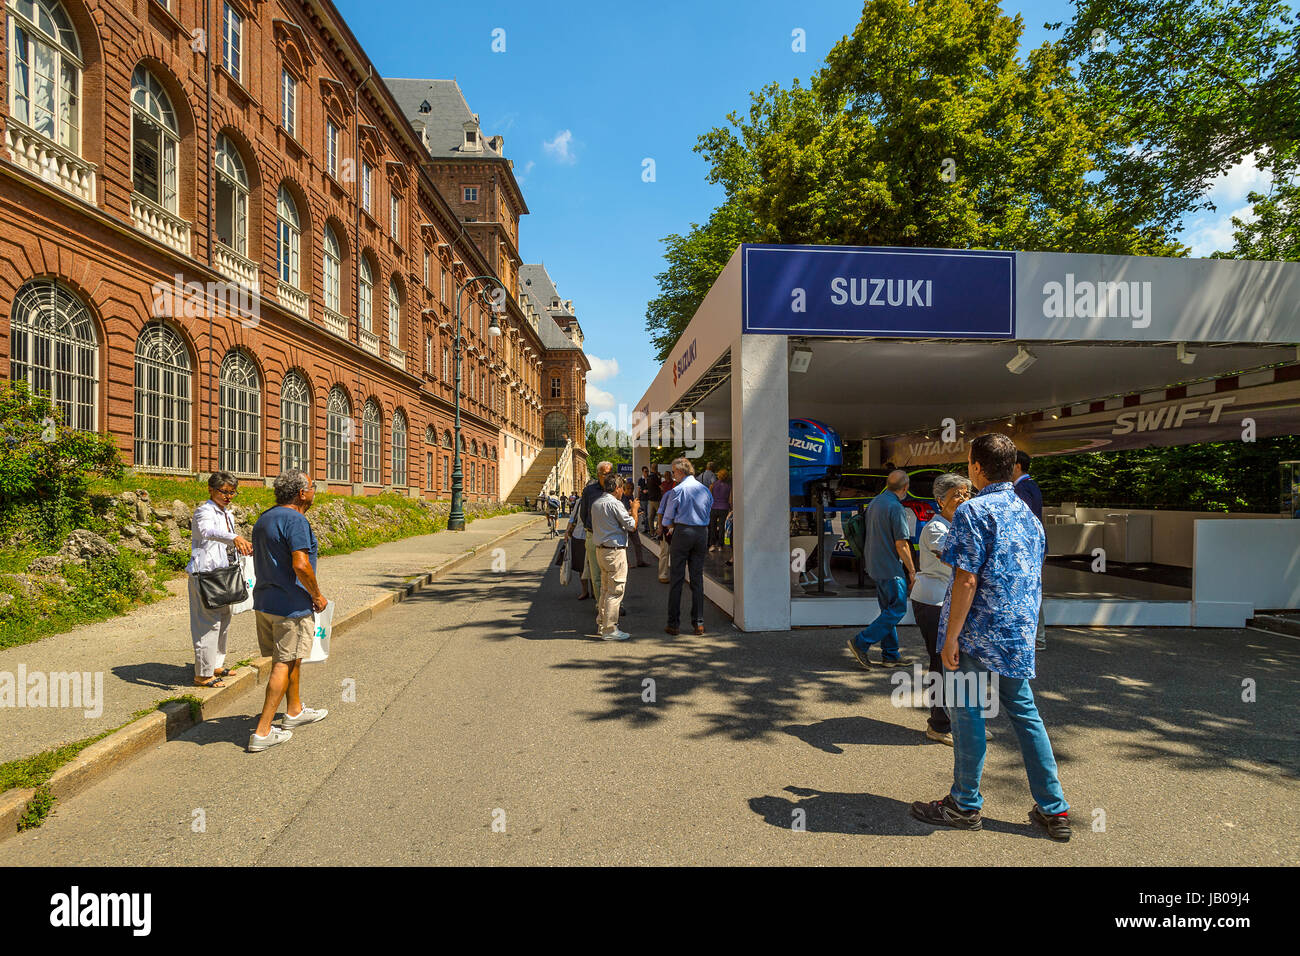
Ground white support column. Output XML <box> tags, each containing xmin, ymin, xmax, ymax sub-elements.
<box><xmin>732</xmin><ymin>333</ymin><xmax>790</xmax><ymax>631</ymax></box>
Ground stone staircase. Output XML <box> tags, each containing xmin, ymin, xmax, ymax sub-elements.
<box><xmin>506</xmin><ymin>442</ymin><xmax>574</xmax><ymax>505</ymax></box>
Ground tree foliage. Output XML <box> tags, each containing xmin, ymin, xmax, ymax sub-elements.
<box><xmin>0</xmin><ymin>381</ymin><xmax>123</xmax><ymax>545</ymax></box>
<box><xmin>1050</xmin><ymin>0</ymin><xmax>1300</xmax><ymax>234</ymax></box>
<box><xmin>646</xmin><ymin>0</ymin><xmax>1188</xmax><ymax>362</ymax></box>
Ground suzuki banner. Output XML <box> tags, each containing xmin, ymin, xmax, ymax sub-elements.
<box><xmin>881</xmin><ymin>377</ymin><xmax>1300</xmax><ymax>467</ymax></box>
<box><xmin>742</xmin><ymin>244</ymin><xmax>1016</xmax><ymax>338</ymax></box>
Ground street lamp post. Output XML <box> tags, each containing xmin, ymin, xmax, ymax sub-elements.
<box><xmin>449</xmin><ymin>273</ymin><xmax>504</xmax><ymax>531</ymax></box>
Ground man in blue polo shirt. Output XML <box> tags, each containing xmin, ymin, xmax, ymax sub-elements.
<box><xmin>847</xmin><ymin>470</ymin><xmax>916</xmax><ymax>669</ymax></box>
<box><xmin>662</xmin><ymin>457</ymin><xmax>714</xmax><ymax>635</ymax></box>
<box><xmin>910</xmin><ymin>433</ymin><xmax>1071</xmax><ymax>841</ymax></box>
<box><xmin>247</xmin><ymin>470</ymin><xmax>329</xmax><ymax>753</ymax></box>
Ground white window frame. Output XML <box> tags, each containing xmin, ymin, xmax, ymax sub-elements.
<box><xmin>358</xmin><ymin>256</ymin><xmax>373</xmax><ymax>332</ymax></box>
<box><xmin>218</xmin><ymin>350</ymin><xmax>260</xmax><ymax>477</ymax></box>
<box><xmin>7</xmin><ymin>0</ymin><xmax>83</xmax><ymax>153</ymax></box>
<box><xmin>9</xmin><ymin>279</ymin><xmax>98</xmax><ymax>432</ymax></box>
<box><xmin>463</xmin><ymin>186</ymin><xmax>477</xmax><ymax>202</ymax></box>
<box><xmin>361</xmin><ymin>161</ymin><xmax>372</xmax><ymax>212</ymax></box>
<box><xmin>362</xmin><ymin>399</ymin><xmax>382</xmax><ymax>485</ymax></box>
<box><xmin>277</xmin><ymin>185</ymin><xmax>301</xmax><ymax>288</ymax></box>
<box><xmin>221</xmin><ymin>2</ymin><xmax>241</xmax><ymax>82</ymax></box>
<box><xmin>214</xmin><ymin>133</ymin><xmax>249</xmax><ymax>256</ymax></box>
<box><xmin>387</xmin><ymin>280</ymin><xmax>401</xmax><ymax>349</ymax></box>
<box><xmin>325</xmin><ymin>119</ymin><xmax>339</xmax><ymax>178</ymax></box>
<box><xmin>130</xmin><ymin>66</ymin><xmax>179</xmax><ymax>213</ymax></box>
<box><xmin>389</xmin><ymin>192</ymin><xmax>401</xmax><ymax>241</ymax></box>
<box><xmin>134</xmin><ymin>321</ymin><xmax>191</xmax><ymax>473</ymax></box>
<box><xmin>280</xmin><ymin>68</ymin><xmax>296</xmax><ymax>137</ymax></box>
<box><xmin>392</xmin><ymin>410</ymin><xmax>407</xmax><ymax>487</ymax></box>
<box><xmin>323</xmin><ymin>225</ymin><xmax>341</xmax><ymax>313</ymax></box>
<box><xmin>326</xmin><ymin>386</ymin><xmax>351</xmax><ymax>482</ymax></box>
<box><xmin>280</xmin><ymin>370</ymin><xmax>311</xmax><ymax>473</ymax></box>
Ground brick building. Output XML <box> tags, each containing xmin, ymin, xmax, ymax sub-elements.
<box><xmin>0</xmin><ymin>0</ymin><xmax>588</xmax><ymax>501</ymax></box>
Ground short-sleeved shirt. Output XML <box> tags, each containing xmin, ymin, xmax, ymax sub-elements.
<box><xmin>251</xmin><ymin>506</ymin><xmax>318</xmax><ymax>619</ymax></box>
<box><xmin>938</xmin><ymin>482</ymin><xmax>1046</xmax><ymax>679</ymax></box>
<box><xmin>911</xmin><ymin>514</ymin><xmax>953</xmax><ymax>607</ymax></box>
<box><xmin>865</xmin><ymin>491</ymin><xmax>910</xmax><ymax>581</ymax></box>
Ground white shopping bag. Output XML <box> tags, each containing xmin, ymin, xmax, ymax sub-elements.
<box><xmin>304</xmin><ymin>600</ymin><xmax>334</xmax><ymax>663</ymax></box>
<box><xmin>559</xmin><ymin>539</ymin><xmax>571</xmax><ymax>586</ymax></box>
<box><xmin>229</xmin><ymin>555</ymin><xmax>256</xmax><ymax>614</ymax></box>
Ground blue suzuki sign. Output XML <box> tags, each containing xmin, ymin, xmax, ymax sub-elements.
<box><xmin>741</xmin><ymin>244</ymin><xmax>1016</xmax><ymax>338</ymax></box>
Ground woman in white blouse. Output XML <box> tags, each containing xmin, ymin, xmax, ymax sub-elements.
<box><xmin>910</xmin><ymin>473</ymin><xmax>972</xmax><ymax>745</ymax></box>
<box><xmin>187</xmin><ymin>472</ymin><xmax>253</xmax><ymax>687</ymax></box>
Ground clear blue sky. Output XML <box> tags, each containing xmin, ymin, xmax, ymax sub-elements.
<box><xmin>337</xmin><ymin>0</ymin><xmax>1259</xmax><ymax>418</ymax></box>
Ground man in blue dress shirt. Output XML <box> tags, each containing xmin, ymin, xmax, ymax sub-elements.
<box><xmin>662</xmin><ymin>457</ymin><xmax>714</xmax><ymax>635</ymax></box>
<box><xmin>910</xmin><ymin>433</ymin><xmax>1071</xmax><ymax>842</ymax></box>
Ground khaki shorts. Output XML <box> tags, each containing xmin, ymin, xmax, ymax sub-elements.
<box><xmin>255</xmin><ymin>611</ymin><xmax>314</xmax><ymax>663</ymax></box>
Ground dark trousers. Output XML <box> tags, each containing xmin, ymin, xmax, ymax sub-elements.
<box><xmin>625</xmin><ymin>523</ymin><xmax>647</xmax><ymax>565</ymax></box>
<box><xmin>911</xmin><ymin>599</ymin><xmax>950</xmax><ymax>733</ymax></box>
<box><xmin>667</xmin><ymin>524</ymin><xmax>708</xmax><ymax>627</ymax></box>
<box><xmin>708</xmin><ymin>510</ymin><xmax>728</xmax><ymax>547</ymax></box>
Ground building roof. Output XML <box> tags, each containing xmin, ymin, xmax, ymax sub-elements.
<box><xmin>383</xmin><ymin>78</ymin><xmax>507</xmax><ymax>161</ymax></box>
<box><xmin>520</xmin><ymin>264</ymin><xmax>584</xmax><ymax>352</ymax></box>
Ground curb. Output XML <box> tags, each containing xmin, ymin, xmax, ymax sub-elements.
<box><xmin>0</xmin><ymin>514</ymin><xmax>545</xmax><ymax>844</ymax></box>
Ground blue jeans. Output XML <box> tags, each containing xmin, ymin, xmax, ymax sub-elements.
<box><xmin>852</xmin><ymin>576</ymin><xmax>906</xmax><ymax>660</ymax></box>
<box><xmin>949</xmin><ymin>649</ymin><xmax>1068</xmax><ymax>815</ymax></box>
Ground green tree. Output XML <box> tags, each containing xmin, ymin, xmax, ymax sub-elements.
<box><xmin>0</xmin><ymin>381</ymin><xmax>123</xmax><ymax>545</ymax></box>
<box><xmin>1212</xmin><ymin>179</ymin><xmax>1300</xmax><ymax>261</ymax></box>
<box><xmin>647</xmin><ymin>0</ymin><xmax>1186</xmax><ymax>362</ymax></box>
<box><xmin>584</xmin><ymin>420</ymin><xmax>630</xmax><ymax>478</ymax></box>
<box><xmin>1051</xmin><ymin>0</ymin><xmax>1300</xmax><ymax>233</ymax></box>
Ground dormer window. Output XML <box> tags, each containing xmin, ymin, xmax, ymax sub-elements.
<box><xmin>462</xmin><ymin>119</ymin><xmax>481</xmax><ymax>152</ymax></box>
<box><xmin>419</xmin><ymin>99</ymin><xmax>431</xmax><ymax>114</ymax></box>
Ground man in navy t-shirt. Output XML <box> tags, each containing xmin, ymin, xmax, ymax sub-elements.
<box><xmin>247</xmin><ymin>470</ymin><xmax>329</xmax><ymax>753</ymax></box>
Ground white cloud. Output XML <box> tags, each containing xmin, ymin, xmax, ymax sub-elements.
<box><xmin>543</xmin><ymin>129</ymin><xmax>577</xmax><ymax>164</ymax></box>
<box><xmin>586</xmin><ymin>355</ymin><xmax>619</xmax><ymax>382</ymax></box>
<box><xmin>586</xmin><ymin>383</ymin><xmax>617</xmax><ymax>413</ymax></box>
<box><xmin>1184</xmin><ymin>203</ymin><xmax>1257</xmax><ymax>258</ymax></box>
<box><xmin>1205</xmin><ymin>154</ymin><xmax>1270</xmax><ymax>207</ymax></box>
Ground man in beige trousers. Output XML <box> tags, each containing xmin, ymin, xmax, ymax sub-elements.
<box><xmin>590</xmin><ymin>474</ymin><xmax>637</xmax><ymax>640</ymax></box>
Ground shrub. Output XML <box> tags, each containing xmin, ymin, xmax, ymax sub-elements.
<box><xmin>0</xmin><ymin>381</ymin><xmax>123</xmax><ymax>546</ymax></box>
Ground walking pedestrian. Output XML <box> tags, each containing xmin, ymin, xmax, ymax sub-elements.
<box><xmin>910</xmin><ymin>473</ymin><xmax>972</xmax><ymax>745</ymax></box>
<box><xmin>565</xmin><ymin>501</ymin><xmax>590</xmax><ymax>600</ymax></box>
<box><xmin>910</xmin><ymin>433</ymin><xmax>1071</xmax><ymax>841</ymax></box>
<box><xmin>700</xmin><ymin>461</ymin><xmax>717</xmax><ymax>489</ymax></box>
<box><xmin>187</xmin><ymin>471</ymin><xmax>252</xmax><ymax>688</ymax></box>
<box><xmin>708</xmin><ymin>468</ymin><xmax>731</xmax><ymax>551</ymax></box>
<box><xmin>618</xmin><ymin>477</ymin><xmax>649</xmax><ymax>566</ymax></box>
<box><xmin>847</xmin><ymin>470</ymin><xmax>917</xmax><ymax>669</ymax></box>
<box><xmin>663</xmin><ymin>457</ymin><xmax>713</xmax><ymax>635</ymax></box>
<box><xmin>591</xmin><ymin>475</ymin><xmax>637</xmax><ymax>640</ymax></box>
<box><xmin>1013</xmin><ymin>449</ymin><xmax>1047</xmax><ymax>651</ymax></box>
<box><xmin>247</xmin><ymin>470</ymin><xmax>329</xmax><ymax>753</ymax></box>
<box><xmin>644</xmin><ymin>467</ymin><xmax>662</xmax><ymax>534</ymax></box>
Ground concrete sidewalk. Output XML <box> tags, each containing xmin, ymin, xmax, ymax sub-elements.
<box><xmin>0</xmin><ymin>511</ymin><xmax>542</xmax><ymax>765</ymax></box>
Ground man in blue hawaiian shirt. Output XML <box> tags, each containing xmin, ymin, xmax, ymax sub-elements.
<box><xmin>909</xmin><ymin>433</ymin><xmax>1071</xmax><ymax>841</ymax></box>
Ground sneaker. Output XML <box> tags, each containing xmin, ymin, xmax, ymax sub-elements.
<box><xmin>846</xmin><ymin>638</ymin><xmax>873</xmax><ymax>670</ymax></box>
<box><xmin>925</xmin><ymin>727</ymin><xmax>954</xmax><ymax>746</ymax></box>
<box><xmin>281</xmin><ymin>705</ymin><xmax>328</xmax><ymax>729</ymax></box>
<box><xmin>1030</xmin><ymin>805</ymin><xmax>1072</xmax><ymax>842</ymax></box>
<box><xmin>1036</xmin><ymin>639</ymin><xmax>1046</xmax><ymax>651</ymax></box>
<box><xmin>877</xmin><ymin>655</ymin><xmax>915</xmax><ymax>668</ymax></box>
<box><xmin>602</xmin><ymin>629</ymin><xmax>631</xmax><ymax>641</ymax></box>
<box><xmin>693</xmin><ymin>624</ymin><xmax>705</xmax><ymax>636</ymax></box>
<box><xmin>247</xmin><ymin>727</ymin><xmax>293</xmax><ymax>752</ymax></box>
<box><xmin>910</xmin><ymin>794</ymin><xmax>982</xmax><ymax>831</ymax></box>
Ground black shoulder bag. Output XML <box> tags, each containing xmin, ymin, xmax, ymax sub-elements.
<box><xmin>193</xmin><ymin>508</ymin><xmax>248</xmax><ymax>609</ymax></box>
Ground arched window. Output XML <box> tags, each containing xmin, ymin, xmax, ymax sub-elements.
<box><xmin>387</xmin><ymin>279</ymin><xmax>401</xmax><ymax>349</ymax></box>
<box><xmin>392</xmin><ymin>409</ymin><xmax>407</xmax><ymax>486</ymax></box>
<box><xmin>8</xmin><ymin>0</ymin><xmax>81</xmax><ymax>151</ymax></box>
<box><xmin>131</xmin><ymin>67</ymin><xmax>179</xmax><ymax>212</ymax></box>
<box><xmin>9</xmin><ymin>279</ymin><xmax>98</xmax><ymax>431</ymax></box>
<box><xmin>442</xmin><ymin>429</ymin><xmax>452</xmax><ymax>450</ymax></box>
<box><xmin>323</xmin><ymin>225</ymin><xmax>342</xmax><ymax>314</ymax></box>
<box><xmin>362</xmin><ymin>399</ymin><xmax>381</xmax><ymax>484</ymax></box>
<box><xmin>134</xmin><ymin>322</ymin><xmax>190</xmax><ymax>471</ymax></box>
<box><xmin>544</xmin><ymin>411</ymin><xmax>569</xmax><ymax>448</ymax></box>
<box><xmin>358</xmin><ymin>256</ymin><xmax>373</xmax><ymax>332</ymax></box>
<box><xmin>276</xmin><ymin>185</ymin><xmax>300</xmax><ymax>287</ymax></box>
<box><xmin>471</xmin><ymin>439</ymin><xmax>479</xmax><ymax>457</ymax></box>
<box><xmin>280</xmin><ymin>370</ymin><xmax>310</xmax><ymax>473</ymax></box>
<box><xmin>219</xmin><ymin>351</ymin><xmax>260</xmax><ymax>475</ymax></box>
<box><xmin>214</xmin><ymin>134</ymin><xmax>249</xmax><ymax>255</ymax></box>
<box><xmin>326</xmin><ymin>386</ymin><xmax>351</xmax><ymax>482</ymax></box>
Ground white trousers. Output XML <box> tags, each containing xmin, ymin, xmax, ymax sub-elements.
<box><xmin>188</xmin><ymin>574</ymin><xmax>232</xmax><ymax>677</ymax></box>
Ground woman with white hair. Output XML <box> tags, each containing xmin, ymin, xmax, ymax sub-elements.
<box><xmin>911</xmin><ymin>472</ymin><xmax>971</xmax><ymax>745</ymax></box>
<box><xmin>187</xmin><ymin>471</ymin><xmax>253</xmax><ymax>688</ymax></box>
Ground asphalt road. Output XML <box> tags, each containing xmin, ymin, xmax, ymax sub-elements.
<box><xmin>4</xmin><ymin>524</ymin><xmax>1297</xmax><ymax>866</ymax></box>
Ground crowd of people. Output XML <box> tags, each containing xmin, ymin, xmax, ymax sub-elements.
<box><xmin>564</xmin><ymin>458</ymin><xmax>731</xmax><ymax>640</ymax></box>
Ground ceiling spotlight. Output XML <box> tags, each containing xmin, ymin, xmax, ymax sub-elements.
<box><xmin>1177</xmin><ymin>343</ymin><xmax>1196</xmax><ymax>364</ymax></box>
<box><xmin>1050</xmin><ymin>411</ymin><xmax>1059</xmax><ymax>420</ymax></box>
<box><xmin>1006</xmin><ymin>346</ymin><xmax>1036</xmax><ymax>375</ymax></box>
<box><xmin>790</xmin><ymin>347</ymin><xmax>813</xmax><ymax>374</ymax></box>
